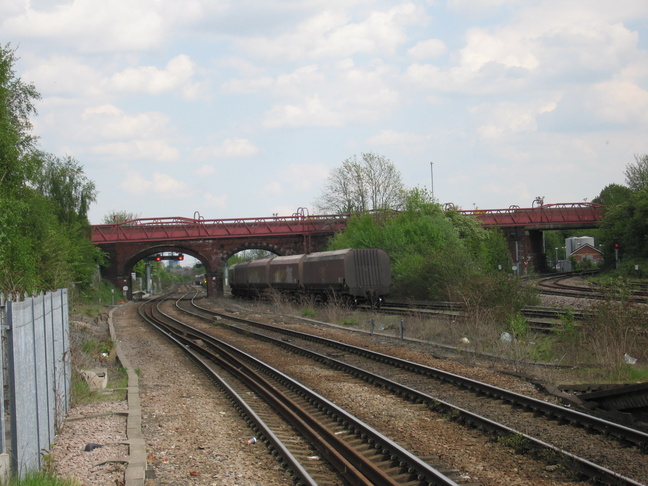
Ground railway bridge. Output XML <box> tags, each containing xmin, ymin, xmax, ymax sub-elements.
<box><xmin>91</xmin><ymin>209</ymin><xmax>348</xmax><ymax>298</ymax></box>
<box><xmin>91</xmin><ymin>203</ymin><xmax>603</xmax><ymax>298</ymax></box>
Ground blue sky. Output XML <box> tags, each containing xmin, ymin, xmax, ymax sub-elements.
<box><xmin>4</xmin><ymin>0</ymin><xmax>648</xmax><ymax>224</ymax></box>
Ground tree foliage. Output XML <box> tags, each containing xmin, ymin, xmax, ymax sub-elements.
<box><xmin>0</xmin><ymin>44</ymin><xmax>40</xmax><ymax>193</ymax></box>
<box><xmin>103</xmin><ymin>210</ymin><xmax>140</xmax><ymax>224</ymax></box>
<box><xmin>327</xmin><ymin>187</ymin><xmax>521</xmax><ymax>307</ymax></box>
<box><xmin>623</xmin><ymin>154</ymin><xmax>648</xmax><ymax>192</ymax></box>
<box><xmin>596</xmin><ymin>154</ymin><xmax>648</xmax><ymax>271</ymax></box>
<box><xmin>314</xmin><ymin>153</ymin><xmax>405</xmax><ymax>214</ymax></box>
<box><xmin>0</xmin><ymin>44</ymin><xmax>104</xmax><ymax>296</ymax></box>
<box><xmin>33</xmin><ymin>154</ymin><xmax>97</xmax><ymax>226</ymax></box>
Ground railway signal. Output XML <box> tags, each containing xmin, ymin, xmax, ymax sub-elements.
<box><xmin>147</xmin><ymin>253</ymin><xmax>185</xmax><ymax>261</ymax></box>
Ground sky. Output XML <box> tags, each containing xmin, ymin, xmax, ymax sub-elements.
<box><xmin>3</xmin><ymin>0</ymin><xmax>648</xmax><ymax>224</ymax></box>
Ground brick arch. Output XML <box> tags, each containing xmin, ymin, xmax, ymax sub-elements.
<box><xmin>223</xmin><ymin>241</ymin><xmax>300</xmax><ymax>261</ymax></box>
<box><xmin>98</xmin><ymin>234</ymin><xmax>332</xmax><ymax>299</ymax></box>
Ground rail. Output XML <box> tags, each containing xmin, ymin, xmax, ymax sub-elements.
<box><xmin>92</xmin><ymin>212</ymin><xmax>350</xmax><ymax>243</ymax></box>
<box><xmin>92</xmin><ymin>203</ymin><xmax>605</xmax><ymax>243</ymax></box>
<box><xmin>140</xmin><ymin>293</ymin><xmax>460</xmax><ymax>485</ymax></box>
<box><xmin>458</xmin><ymin>202</ymin><xmax>604</xmax><ymax>228</ymax></box>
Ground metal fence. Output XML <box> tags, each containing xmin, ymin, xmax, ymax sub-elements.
<box><xmin>0</xmin><ymin>289</ymin><xmax>71</xmax><ymax>478</ymax></box>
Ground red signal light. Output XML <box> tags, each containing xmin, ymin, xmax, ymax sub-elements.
<box><xmin>155</xmin><ymin>255</ymin><xmax>162</xmax><ymax>261</ymax></box>
<box><xmin>178</xmin><ymin>254</ymin><xmax>184</xmax><ymax>261</ymax></box>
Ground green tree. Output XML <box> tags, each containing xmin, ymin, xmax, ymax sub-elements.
<box><xmin>33</xmin><ymin>154</ymin><xmax>97</xmax><ymax>226</ymax></box>
<box><xmin>314</xmin><ymin>152</ymin><xmax>405</xmax><ymax>214</ymax></box>
<box><xmin>623</xmin><ymin>154</ymin><xmax>648</xmax><ymax>192</ymax></box>
<box><xmin>596</xmin><ymin>155</ymin><xmax>648</xmax><ymax>270</ymax></box>
<box><xmin>103</xmin><ymin>210</ymin><xmax>140</xmax><ymax>224</ymax></box>
<box><xmin>327</xmin><ymin>187</ymin><xmax>517</xmax><ymax>305</ymax></box>
<box><xmin>0</xmin><ymin>44</ymin><xmax>40</xmax><ymax>193</ymax></box>
<box><xmin>0</xmin><ymin>45</ymin><xmax>104</xmax><ymax>295</ymax></box>
<box><xmin>593</xmin><ymin>183</ymin><xmax>633</xmax><ymax>207</ymax></box>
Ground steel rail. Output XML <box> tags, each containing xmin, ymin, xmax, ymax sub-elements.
<box><xmin>188</xmin><ymin>298</ymin><xmax>648</xmax><ymax>451</ymax></box>
<box><xmin>181</xmin><ymin>297</ymin><xmax>647</xmax><ymax>485</ymax></box>
<box><xmin>137</xmin><ymin>297</ymin><xmax>320</xmax><ymax>486</ymax></box>
<box><xmin>144</xmin><ymin>293</ymin><xmax>461</xmax><ymax>486</ymax></box>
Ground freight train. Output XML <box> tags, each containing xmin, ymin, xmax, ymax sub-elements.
<box><xmin>228</xmin><ymin>248</ymin><xmax>391</xmax><ymax>306</ymax></box>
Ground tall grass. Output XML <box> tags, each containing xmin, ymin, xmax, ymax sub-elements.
<box><xmin>4</xmin><ymin>471</ymin><xmax>80</xmax><ymax>486</ymax></box>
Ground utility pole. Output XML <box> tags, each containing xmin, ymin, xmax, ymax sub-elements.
<box><xmin>430</xmin><ymin>162</ymin><xmax>434</xmax><ymax>201</ymax></box>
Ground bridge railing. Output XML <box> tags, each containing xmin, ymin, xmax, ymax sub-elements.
<box><xmin>91</xmin><ymin>203</ymin><xmax>604</xmax><ymax>243</ymax></box>
<box><xmin>457</xmin><ymin>202</ymin><xmax>604</xmax><ymax>228</ymax></box>
<box><xmin>91</xmin><ymin>212</ymin><xmax>351</xmax><ymax>243</ymax></box>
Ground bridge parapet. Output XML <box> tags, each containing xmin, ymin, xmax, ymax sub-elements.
<box><xmin>459</xmin><ymin>202</ymin><xmax>604</xmax><ymax>229</ymax></box>
<box><xmin>92</xmin><ymin>213</ymin><xmax>350</xmax><ymax>244</ymax></box>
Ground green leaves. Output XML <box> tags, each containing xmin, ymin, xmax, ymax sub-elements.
<box><xmin>328</xmin><ymin>188</ymin><xmax>514</xmax><ymax>302</ymax></box>
<box><xmin>0</xmin><ymin>45</ymin><xmax>102</xmax><ymax>296</ymax></box>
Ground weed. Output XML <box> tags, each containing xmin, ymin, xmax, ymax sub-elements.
<box><xmin>506</xmin><ymin>313</ymin><xmax>528</xmax><ymax>339</ymax></box>
<box><xmin>4</xmin><ymin>470</ymin><xmax>81</xmax><ymax>486</ymax></box>
<box><xmin>498</xmin><ymin>433</ymin><xmax>529</xmax><ymax>453</ymax></box>
<box><xmin>301</xmin><ymin>308</ymin><xmax>317</xmax><ymax>318</ymax></box>
<box><xmin>555</xmin><ymin>309</ymin><xmax>579</xmax><ymax>341</ymax></box>
<box><xmin>81</xmin><ymin>339</ymin><xmax>113</xmax><ymax>357</ymax></box>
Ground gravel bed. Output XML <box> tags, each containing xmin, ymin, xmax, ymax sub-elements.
<box><xmin>49</xmin><ymin>296</ymin><xmax>633</xmax><ymax>485</ymax></box>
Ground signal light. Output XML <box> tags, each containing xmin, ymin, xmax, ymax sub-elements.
<box><xmin>155</xmin><ymin>255</ymin><xmax>162</xmax><ymax>261</ymax></box>
<box><xmin>178</xmin><ymin>254</ymin><xmax>184</xmax><ymax>261</ymax></box>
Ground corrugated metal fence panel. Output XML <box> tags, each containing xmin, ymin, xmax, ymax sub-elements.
<box><xmin>53</xmin><ymin>290</ymin><xmax>71</xmax><ymax>426</ymax></box>
<box><xmin>0</xmin><ymin>294</ymin><xmax>6</xmax><ymax>455</ymax></box>
<box><xmin>7</xmin><ymin>296</ymin><xmax>42</xmax><ymax>475</ymax></box>
<box><xmin>5</xmin><ymin>289</ymin><xmax>71</xmax><ymax>478</ymax></box>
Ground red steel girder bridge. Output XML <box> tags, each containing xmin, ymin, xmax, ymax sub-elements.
<box><xmin>91</xmin><ymin>202</ymin><xmax>603</xmax><ymax>244</ymax></box>
<box><xmin>91</xmin><ymin>212</ymin><xmax>349</xmax><ymax>244</ymax></box>
<box><xmin>458</xmin><ymin>202</ymin><xmax>603</xmax><ymax>230</ymax></box>
<box><xmin>91</xmin><ymin>203</ymin><xmax>603</xmax><ymax>297</ymax></box>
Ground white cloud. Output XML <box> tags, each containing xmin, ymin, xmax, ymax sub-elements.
<box><xmin>586</xmin><ymin>80</ymin><xmax>648</xmax><ymax>125</ymax></box>
<box><xmin>75</xmin><ymin>105</ymin><xmax>180</xmax><ymax>160</ymax></box>
<box><xmin>236</xmin><ymin>3</ymin><xmax>426</xmax><ymax>61</ymax></box>
<box><xmin>471</xmin><ymin>100</ymin><xmax>558</xmax><ymax>140</ymax></box>
<box><xmin>263</xmin><ymin>95</ymin><xmax>341</xmax><ymax>128</ymax></box>
<box><xmin>193</xmin><ymin>138</ymin><xmax>260</xmax><ymax>159</ymax></box>
<box><xmin>82</xmin><ymin>105</ymin><xmax>172</xmax><ymax>139</ymax></box>
<box><xmin>194</xmin><ymin>165</ymin><xmax>217</xmax><ymax>176</ymax></box>
<box><xmin>261</xmin><ymin>62</ymin><xmax>400</xmax><ymax>128</ymax></box>
<box><xmin>110</xmin><ymin>55</ymin><xmax>201</xmax><ymax>98</ymax></box>
<box><xmin>367</xmin><ymin>129</ymin><xmax>427</xmax><ymax>146</ymax></box>
<box><xmin>0</xmin><ymin>0</ymin><xmax>216</xmax><ymax>52</ymax></box>
<box><xmin>91</xmin><ymin>140</ymin><xmax>179</xmax><ymax>161</ymax></box>
<box><xmin>408</xmin><ymin>39</ymin><xmax>446</xmax><ymax>59</ymax></box>
<box><xmin>203</xmin><ymin>193</ymin><xmax>228</xmax><ymax>209</ymax></box>
<box><xmin>121</xmin><ymin>171</ymin><xmax>192</xmax><ymax>198</ymax></box>
<box><xmin>264</xmin><ymin>181</ymin><xmax>282</xmax><ymax>195</ymax></box>
<box><xmin>22</xmin><ymin>54</ymin><xmax>104</xmax><ymax>97</ymax></box>
<box><xmin>281</xmin><ymin>163</ymin><xmax>329</xmax><ymax>191</ymax></box>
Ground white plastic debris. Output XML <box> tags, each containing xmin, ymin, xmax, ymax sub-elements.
<box><xmin>500</xmin><ymin>332</ymin><xmax>513</xmax><ymax>343</ymax></box>
<box><xmin>624</xmin><ymin>353</ymin><xmax>637</xmax><ymax>365</ymax></box>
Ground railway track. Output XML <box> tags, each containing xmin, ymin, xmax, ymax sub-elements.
<box><xmin>369</xmin><ymin>301</ymin><xmax>586</xmax><ymax>334</ymax></box>
<box><xmin>174</xmin><ymin>291</ymin><xmax>648</xmax><ymax>485</ymax></box>
<box><xmin>139</xmin><ymin>291</ymin><xmax>465</xmax><ymax>485</ymax></box>
<box><xmin>537</xmin><ymin>273</ymin><xmax>648</xmax><ymax>302</ymax></box>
